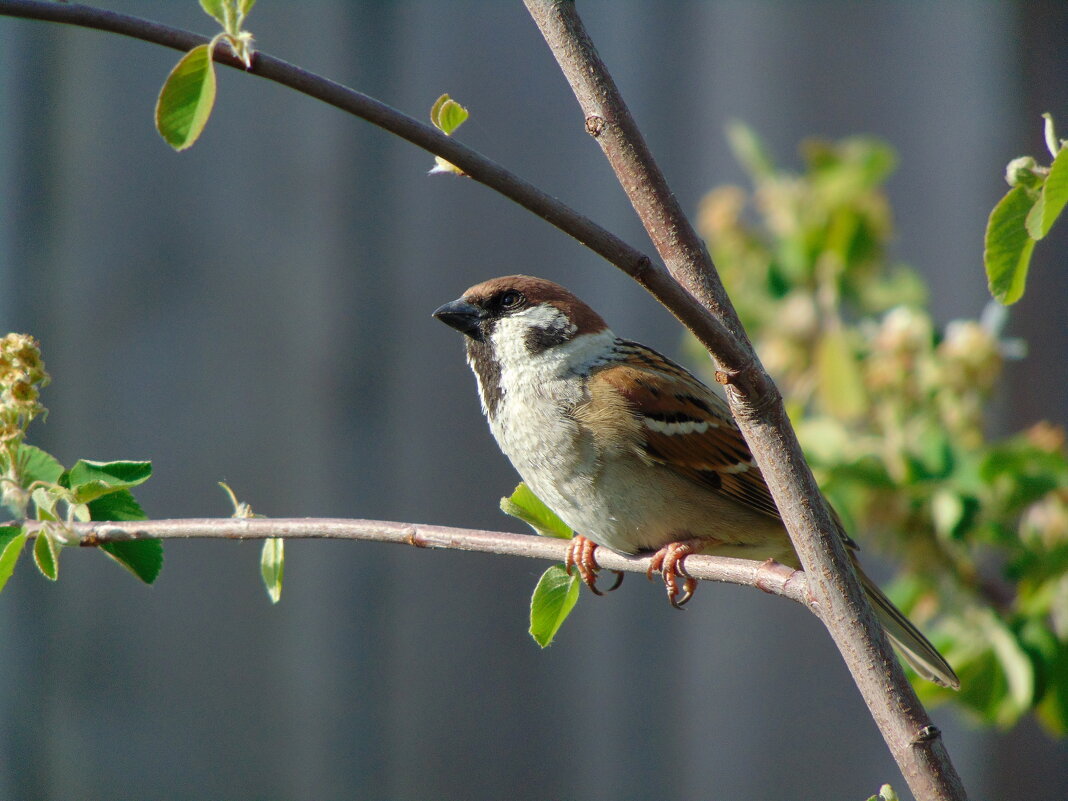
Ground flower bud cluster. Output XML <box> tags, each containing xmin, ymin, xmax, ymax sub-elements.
<box><xmin>0</xmin><ymin>333</ymin><xmax>50</xmax><ymax>443</ymax></box>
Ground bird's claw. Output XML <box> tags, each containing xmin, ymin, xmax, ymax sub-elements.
<box><xmin>647</xmin><ymin>541</ymin><xmax>700</xmax><ymax>608</ymax></box>
<box><xmin>565</xmin><ymin>535</ymin><xmax>624</xmax><ymax>595</ymax></box>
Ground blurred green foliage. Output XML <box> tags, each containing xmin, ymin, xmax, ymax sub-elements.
<box><xmin>696</xmin><ymin>124</ymin><xmax>1068</xmax><ymax>734</ymax></box>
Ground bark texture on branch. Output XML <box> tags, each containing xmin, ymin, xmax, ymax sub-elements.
<box><xmin>522</xmin><ymin>2</ymin><xmax>966</xmax><ymax>799</ymax></box>
<box><xmin>19</xmin><ymin>518</ymin><xmax>810</xmax><ymax>605</ymax></box>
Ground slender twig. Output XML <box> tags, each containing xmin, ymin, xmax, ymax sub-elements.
<box><xmin>18</xmin><ymin>517</ymin><xmax>810</xmax><ymax>604</ymax></box>
<box><xmin>522</xmin><ymin>3</ymin><xmax>966</xmax><ymax>800</ymax></box>
<box><xmin>0</xmin><ymin>0</ymin><xmax>739</xmax><ymax>365</ymax></box>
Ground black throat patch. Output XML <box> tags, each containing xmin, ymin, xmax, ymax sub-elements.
<box><xmin>466</xmin><ymin>338</ymin><xmax>504</xmax><ymax>418</ymax></box>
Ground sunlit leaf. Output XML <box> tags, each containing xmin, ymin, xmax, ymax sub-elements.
<box><xmin>430</xmin><ymin>94</ymin><xmax>469</xmax><ymax>135</ymax></box>
<box><xmin>1025</xmin><ymin>144</ymin><xmax>1068</xmax><ymax>240</ymax></box>
<box><xmin>199</xmin><ymin>0</ymin><xmax>228</xmax><ymax>25</ymax></box>
<box><xmin>984</xmin><ymin>185</ymin><xmax>1037</xmax><ymax>305</ymax></box>
<box><xmin>155</xmin><ymin>43</ymin><xmax>219</xmax><ymax>151</ymax></box>
<box><xmin>33</xmin><ymin>529</ymin><xmax>58</xmax><ymax>581</ymax></box>
<box><xmin>0</xmin><ymin>527</ymin><xmax>26</xmax><ymax>593</ymax></box>
<box><xmin>529</xmin><ymin>564</ymin><xmax>580</xmax><ymax>647</ymax></box>
<box><xmin>261</xmin><ymin>537</ymin><xmax>284</xmax><ymax>604</ymax></box>
<box><xmin>500</xmin><ymin>483</ymin><xmax>572</xmax><ymax>538</ymax></box>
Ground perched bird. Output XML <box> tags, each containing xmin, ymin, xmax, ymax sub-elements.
<box><xmin>434</xmin><ymin>274</ymin><xmax>959</xmax><ymax>689</ymax></box>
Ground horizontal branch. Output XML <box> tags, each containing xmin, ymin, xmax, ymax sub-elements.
<box><xmin>19</xmin><ymin>517</ymin><xmax>809</xmax><ymax>605</ymax></box>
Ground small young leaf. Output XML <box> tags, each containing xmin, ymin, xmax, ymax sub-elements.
<box><xmin>0</xmin><ymin>527</ymin><xmax>27</xmax><ymax>594</ymax></box>
<box><xmin>16</xmin><ymin>444</ymin><xmax>64</xmax><ymax>484</ymax></box>
<box><xmin>1043</xmin><ymin>112</ymin><xmax>1060</xmax><ymax>159</ymax></box>
<box><xmin>239</xmin><ymin>0</ymin><xmax>257</xmax><ymax>17</ymax></box>
<box><xmin>33</xmin><ymin>529</ymin><xmax>58</xmax><ymax>581</ymax></box>
<box><xmin>725</xmin><ymin>120</ymin><xmax>775</xmax><ymax>179</ymax></box>
<box><xmin>32</xmin><ymin>487</ymin><xmax>58</xmax><ymax>521</ymax></box>
<box><xmin>199</xmin><ymin>0</ymin><xmax>228</xmax><ymax>25</ymax></box>
<box><xmin>155</xmin><ymin>43</ymin><xmax>219</xmax><ymax>151</ymax></box>
<box><xmin>500</xmin><ymin>483</ymin><xmax>572</xmax><ymax>538</ymax></box>
<box><xmin>430</xmin><ymin>94</ymin><xmax>469</xmax><ymax>135</ymax></box>
<box><xmin>984</xmin><ymin>185</ymin><xmax>1038</xmax><ymax>305</ymax></box>
<box><xmin>529</xmin><ymin>564</ymin><xmax>581</xmax><ymax>647</ymax></box>
<box><xmin>1025</xmin><ymin>144</ymin><xmax>1068</xmax><ymax>240</ymax></box>
<box><xmin>261</xmin><ymin>537</ymin><xmax>284</xmax><ymax>604</ymax></box>
<box><xmin>100</xmin><ymin>540</ymin><xmax>163</xmax><ymax>584</ymax></box>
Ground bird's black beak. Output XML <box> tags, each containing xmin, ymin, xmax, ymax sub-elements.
<box><xmin>432</xmin><ymin>298</ymin><xmax>487</xmax><ymax>340</ymax></box>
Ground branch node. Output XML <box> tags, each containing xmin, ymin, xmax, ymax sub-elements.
<box><xmin>912</xmin><ymin>725</ymin><xmax>942</xmax><ymax>745</ymax></box>
<box><xmin>585</xmin><ymin>114</ymin><xmax>606</xmax><ymax>137</ymax></box>
<box><xmin>404</xmin><ymin>526</ymin><xmax>428</xmax><ymax>548</ymax></box>
<box><xmin>754</xmin><ymin>558</ymin><xmax>799</xmax><ymax>595</ymax></box>
<box><xmin>632</xmin><ymin>254</ymin><xmax>652</xmax><ymax>280</ymax></box>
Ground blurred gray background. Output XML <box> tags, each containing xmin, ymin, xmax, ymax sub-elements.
<box><xmin>2</xmin><ymin>2</ymin><xmax>1067</xmax><ymax>799</ymax></box>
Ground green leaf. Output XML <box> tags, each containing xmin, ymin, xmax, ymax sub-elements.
<box><xmin>529</xmin><ymin>564</ymin><xmax>581</xmax><ymax>647</ymax></box>
<box><xmin>155</xmin><ymin>43</ymin><xmax>219</xmax><ymax>152</ymax></box>
<box><xmin>430</xmin><ymin>94</ymin><xmax>469</xmax><ymax>135</ymax></box>
<box><xmin>1036</xmin><ymin>643</ymin><xmax>1068</xmax><ymax>736</ymax></box>
<box><xmin>88</xmin><ymin>489</ymin><xmax>147</xmax><ymax>522</ymax></box>
<box><xmin>100</xmin><ymin>540</ymin><xmax>163</xmax><ymax>584</ymax></box>
<box><xmin>815</xmin><ymin>330</ymin><xmax>867</xmax><ymax>420</ymax></box>
<box><xmin>260</xmin><ymin>537</ymin><xmax>284</xmax><ymax>604</ymax></box>
<box><xmin>985</xmin><ymin>613</ymin><xmax>1035</xmax><ymax>720</ymax></box>
<box><xmin>239</xmin><ymin>0</ymin><xmax>257</xmax><ymax>17</ymax></box>
<box><xmin>984</xmin><ymin>185</ymin><xmax>1038</xmax><ymax>305</ymax></box>
<box><xmin>16</xmin><ymin>444</ymin><xmax>64</xmax><ymax>485</ymax></box>
<box><xmin>726</xmin><ymin>120</ymin><xmax>775</xmax><ymax>179</ymax></box>
<box><xmin>32</xmin><ymin>487</ymin><xmax>58</xmax><ymax>521</ymax></box>
<box><xmin>87</xmin><ymin>487</ymin><xmax>160</xmax><ymax>584</ymax></box>
<box><xmin>67</xmin><ymin>459</ymin><xmax>152</xmax><ymax>490</ymax></box>
<box><xmin>199</xmin><ymin>0</ymin><xmax>228</xmax><ymax>25</ymax></box>
<box><xmin>33</xmin><ymin>529</ymin><xmax>58</xmax><ymax>581</ymax></box>
<box><xmin>0</xmin><ymin>527</ymin><xmax>27</xmax><ymax>593</ymax></box>
<box><xmin>1025</xmin><ymin>144</ymin><xmax>1068</xmax><ymax>240</ymax></box>
<box><xmin>500</xmin><ymin>483</ymin><xmax>572</xmax><ymax>538</ymax></box>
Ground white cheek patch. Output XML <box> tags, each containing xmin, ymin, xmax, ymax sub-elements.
<box><xmin>643</xmin><ymin>417</ymin><xmax>712</xmax><ymax>436</ymax></box>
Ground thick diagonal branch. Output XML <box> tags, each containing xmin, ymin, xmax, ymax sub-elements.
<box><xmin>522</xmin><ymin>2</ymin><xmax>965</xmax><ymax>800</ymax></box>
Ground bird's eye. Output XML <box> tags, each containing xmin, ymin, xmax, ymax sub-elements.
<box><xmin>499</xmin><ymin>290</ymin><xmax>524</xmax><ymax>310</ymax></box>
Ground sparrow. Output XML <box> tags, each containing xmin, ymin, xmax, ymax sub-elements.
<box><xmin>433</xmin><ymin>274</ymin><xmax>959</xmax><ymax>689</ymax></box>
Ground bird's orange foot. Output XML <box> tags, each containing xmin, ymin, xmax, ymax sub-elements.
<box><xmin>565</xmin><ymin>535</ymin><xmax>624</xmax><ymax>596</ymax></box>
<box><xmin>647</xmin><ymin>540</ymin><xmax>702</xmax><ymax>608</ymax></box>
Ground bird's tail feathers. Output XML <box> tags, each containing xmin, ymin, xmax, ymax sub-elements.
<box><xmin>856</xmin><ymin>564</ymin><xmax>960</xmax><ymax>690</ymax></box>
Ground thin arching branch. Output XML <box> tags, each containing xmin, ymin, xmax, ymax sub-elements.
<box><xmin>18</xmin><ymin>518</ymin><xmax>810</xmax><ymax>605</ymax></box>
<box><xmin>0</xmin><ymin>0</ymin><xmax>738</xmax><ymax>368</ymax></box>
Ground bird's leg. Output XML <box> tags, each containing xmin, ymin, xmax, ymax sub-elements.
<box><xmin>565</xmin><ymin>535</ymin><xmax>624</xmax><ymax>595</ymax></box>
<box><xmin>647</xmin><ymin>539</ymin><xmax>704</xmax><ymax>608</ymax></box>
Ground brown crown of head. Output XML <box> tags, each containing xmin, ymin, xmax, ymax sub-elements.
<box><xmin>460</xmin><ymin>275</ymin><xmax>608</xmax><ymax>334</ymax></box>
